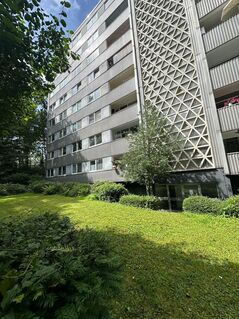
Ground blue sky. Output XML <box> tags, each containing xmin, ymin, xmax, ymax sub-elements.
<box><xmin>42</xmin><ymin>0</ymin><xmax>99</xmax><ymax>31</ymax></box>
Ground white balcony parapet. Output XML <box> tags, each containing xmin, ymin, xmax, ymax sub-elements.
<box><xmin>218</xmin><ymin>104</ymin><xmax>239</xmax><ymax>132</ymax></box>
<box><xmin>197</xmin><ymin>0</ymin><xmax>228</xmax><ymax>19</ymax></box>
<box><xmin>210</xmin><ymin>56</ymin><xmax>239</xmax><ymax>90</ymax></box>
<box><xmin>203</xmin><ymin>14</ymin><xmax>239</xmax><ymax>52</ymax></box>
<box><xmin>227</xmin><ymin>152</ymin><xmax>239</xmax><ymax>174</ymax></box>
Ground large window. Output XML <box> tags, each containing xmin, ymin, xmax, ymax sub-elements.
<box><xmin>224</xmin><ymin>137</ymin><xmax>239</xmax><ymax>153</ymax></box>
<box><xmin>58</xmin><ymin>166</ymin><xmax>66</xmax><ymax>176</ymax></box>
<box><xmin>72</xmin><ymin>140</ymin><xmax>82</xmax><ymax>152</ymax></box>
<box><xmin>60</xmin><ymin>93</ymin><xmax>67</xmax><ymax>105</ymax></box>
<box><xmin>72</xmin><ymin>120</ymin><xmax>82</xmax><ymax>132</ymax></box>
<box><xmin>72</xmin><ymin>82</ymin><xmax>82</xmax><ymax>95</ymax></box>
<box><xmin>47</xmin><ymin>169</ymin><xmax>54</xmax><ymax>177</ymax></box>
<box><xmin>88</xmin><ymin>88</ymin><xmax>101</xmax><ymax>103</ymax></box>
<box><xmin>88</xmin><ymin>67</ymin><xmax>100</xmax><ymax>83</ymax></box>
<box><xmin>71</xmin><ymin>100</ymin><xmax>82</xmax><ymax>114</ymax></box>
<box><xmin>59</xmin><ymin>110</ymin><xmax>67</xmax><ymax>121</ymax></box>
<box><xmin>114</xmin><ymin>125</ymin><xmax>138</xmax><ymax>139</ymax></box>
<box><xmin>88</xmin><ymin>109</ymin><xmax>101</xmax><ymax>124</ymax></box>
<box><xmin>89</xmin><ymin>133</ymin><xmax>102</xmax><ymax>147</ymax></box>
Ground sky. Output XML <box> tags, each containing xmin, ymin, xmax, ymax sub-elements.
<box><xmin>41</xmin><ymin>0</ymin><xmax>100</xmax><ymax>31</ymax></box>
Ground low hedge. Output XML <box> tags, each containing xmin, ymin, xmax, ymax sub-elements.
<box><xmin>0</xmin><ymin>212</ymin><xmax>122</xmax><ymax>319</ymax></box>
<box><xmin>183</xmin><ymin>195</ymin><xmax>222</xmax><ymax>215</ymax></box>
<box><xmin>29</xmin><ymin>181</ymin><xmax>91</xmax><ymax>197</ymax></box>
<box><xmin>63</xmin><ymin>183</ymin><xmax>91</xmax><ymax>197</ymax></box>
<box><xmin>92</xmin><ymin>182</ymin><xmax>128</xmax><ymax>202</ymax></box>
<box><xmin>0</xmin><ymin>183</ymin><xmax>27</xmax><ymax>196</ymax></box>
<box><xmin>221</xmin><ymin>195</ymin><xmax>239</xmax><ymax>217</ymax></box>
<box><xmin>120</xmin><ymin>194</ymin><xmax>163</xmax><ymax>210</ymax></box>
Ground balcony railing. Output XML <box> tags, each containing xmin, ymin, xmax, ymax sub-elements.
<box><xmin>218</xmin><ymin>104</ymin><xmax>239</xmax><ymax>132</ymax></box>
<box><xmin>197</xmin><ymin>0</ymin><xmax>228</xmax><ymax>19</ymax></box>
<box><xmin>210</xmin><ymin>56</ymin><xmax>239</xmax><ymax>90</ymax></box>
<box><xmin>203</xmin><ymin>14</ymin><xmax>239</xmax><ymax>52</ymax></box>
<box><xmin>227</xmin><ymin>152</ymin><xmax>239</xmax><ymax>174</ymax></box>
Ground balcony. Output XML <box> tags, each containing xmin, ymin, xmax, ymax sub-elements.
<box><xmin>218</xmin><ymin>104</ymin><xmax>239</xmax><ymax>132</ymax></box>
<box><xmin>203</xmin><ymin>14</ymin><xmax>239</xmax><ymax>52</ymax></box>
<box><xmin>227</xmin><ymin>152</ymin><xmax>239</xmax><ymax>174</ymax></box>
<box><xmin>210</xmin><ymin>56</ymin><xmax>239</xmax><ymax>92</ymax></box>
<box><xmin>197</xmin><ymin>0</ymin><xmax>228</xmax><ymax>19</ymax></box>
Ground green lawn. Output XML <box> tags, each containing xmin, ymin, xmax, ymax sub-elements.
<box><xmin>1</xmin><ymin>193</ymin><xmax>239</xmax><ymax>318</ymax></box>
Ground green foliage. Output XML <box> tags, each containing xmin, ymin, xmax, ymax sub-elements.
<box><xmin>183</xmin><ymin>196</ymin><xmax>222</xmax><ymax>215</ymax></box>
<box><xmin>43</xmin><ymin>183</ymin><xmax>65</xmax><ymax>195</ymax></box>
<box><xmin>0</xmin><ymin>0</ymin><xmax>75</xmax><ymax>136</ymax></box>
<box><xmin>1</xmin><ymin>173</ymin><xmax>43</xmax><ymax>185</ymax></box>
<box><xmin>0</xmin><ymin>184</ymin><xmax>27</xmax><ymax>196</ymax></box>
<box><xmin>92</xmin><ymin>182</ymin><xmax>128</xmax><ymax>202</ymax></box>
<box><xmin>120</xmin><ymin>194</ymin><xmax>164</xmax><ymax>210</ymax></box>
<box><xmin>0</xmin><ymin>213</ymin><xmax>122</xmax><ymax>319</ymax></box>
<box><xmin>29</xmin><ymin>180</ymin><xmax>52</xmax><ymax>193</ymax></box>
<box><xmin>221</xmin><ymin>195</ymin><xmax>239</xmax><ymax>217</ymax></box>
<box><xmin>121</xmin><ymin>102</ymin><xmax>176</xmax><ymax>195</ymax></box>
<box><xmin>62</xmin><ymin>183</ymin><xmax>91</xmax><ymax>197</ymax></box>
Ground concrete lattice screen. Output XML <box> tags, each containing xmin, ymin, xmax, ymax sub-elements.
<box><xmin>132</xmin><ymin>0</ymin><xmax>215</xmax><ymax>171</ymax></box>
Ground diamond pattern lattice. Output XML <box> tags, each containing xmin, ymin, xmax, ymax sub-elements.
<box><xmin>133</xmin><ymin>0</ymin><xmax>214</xmax><ymax>171</ymax></box>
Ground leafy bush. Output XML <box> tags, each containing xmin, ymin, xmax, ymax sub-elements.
<box><xmin>221</xmin><ymin>195</ymin><xmax>239</xmax><ymax>217</ymax></box>
<box><xmin>120</xmin><ymin>194</ymin><xmax>164</xmax><ymax>210</ymax></box>
<box><xmin>43</xmin><ymin>183</ymin><xmax>64</xmax><ymax>195</ymax></box>
<box><xmin>29</xmin><ymin>180</ymin><xmax>52</xmax><ymax>193</ymax></box>
<box><xmin>63</xmin><ymin>183</ymin><xmax>91</xmax><ymax>197</ymax></box>
<box><xmin>1</xmin><ymin>173</ymin><xmax>43</xmax><ymax>185</ymax></box>
<box><xmin>0</xmin><ymin>183</ymin><xmax>27</xmax><ymax>196</ymax></box>
<box><xmin>0</xmin><ymin>213</ymin><xmax>122</xmax><ymax>319</ymax></box>
<box><xmin>91</xmin><ymin>181</ymin><xmax>110</xmax><ymax>194</ymax></box>
<box><xmin>93</xmin><ymin>182</ymin><xmax>128</xmax><ymax>202</ymax></box>
<box><xmin>183</xmin><ymin>196</ymin><xmax>222</xmax><ymax>215</ymax></box>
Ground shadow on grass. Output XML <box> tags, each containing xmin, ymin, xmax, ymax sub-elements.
<box><xmin>101</xmin><ymin>229</ymin><xmax>239</xmax><ymax>319</ymax></box>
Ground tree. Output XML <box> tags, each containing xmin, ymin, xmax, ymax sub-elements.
<box><xmin>121</xmin><ymin>102</ymin><xmax>176</xmax><ymax>195</ymax></box>
<box><xmin>0</xmin><ymin>104</ymin><xmax>47</xmax><ymax>180</ymax></box>
<box><xmin>0</xmin><ymin>0</ymin><xmax>77</xmax><ymax>136</ymax></box>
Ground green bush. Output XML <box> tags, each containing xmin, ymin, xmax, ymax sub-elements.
<box><xmin>221</xmin><ymin>195</ymin><xmax>239</xmax><ymax>217</ymax></box>
<box><xmin>120</xmin><ymin>194</ymin><xmax>164</xmax><ymax>210</ymax></box>
<box><xmin>0</xmin><ymin>212</ymin><xmax>122</xmax><ymax>319</ymax></box>
<box><xmin>29</xmin><ymin>180</ymin><xmax>52</xmax><ymax>193</ymax></box>
<box><xmin>91</xmin><ymin>181</ymin><xmax>110</xmax><ymax>194</ymax></box>
<box><xmin>93</xmin><ymin>182</ymin><xmax>128</xmax><ymax>202</ymax></box>
<box><xmin>63</xmin><ymin>182</ymin><xmax>91</xmax><ymax>197</ymax></box>
<box><xmin>0</xmin><ymin>183</ymin><xmax>27</xmax><ymax>196</ymax></box>
<box><xmin>43</xmin><ymin>183</ymin><xmax>64</xmax><ymax>195</ymax></box>
<box><xmin>183</xmin><ymin>195</ymin><xmax>222</xmax><ymax>215</ymax></box>
<box><xmin>1</xmin><ymin>173</ymin><xmax>43</xmax><ymax>185</ymax></box>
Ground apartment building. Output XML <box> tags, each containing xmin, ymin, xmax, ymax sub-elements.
<box><xmin>47</xmin><ymin>0</ymin><xmax>239</xmax><ymax>209</ymax></box>
<box><xmin>47</xmin><ymin>0</ymin><xmax>139</xmax><ymax>183</ymax></box>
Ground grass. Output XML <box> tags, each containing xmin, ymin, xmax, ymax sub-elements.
<box><xmin>1</xmin><ymin>193</ymin><xmax>239</xmax><ymax>318</ymax></box>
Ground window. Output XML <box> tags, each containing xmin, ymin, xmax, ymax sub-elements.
<box><xmin>89</xmin><ymin>113</ymin><xmax>95</xmax><ymax>124</ymax></box>
<box><xmin>88</xmin><ymin>67</ymin><xmax>100</xmax><ymax>83</ymax></box>
<box><xmin>88</xmin><ymin>110</ymin><xmax>101</xmax><ymax>125</ymax></box>
<box><xmin>60</xmin><ymin>93</ymin><xmax>67</xmax><ymax>105</ymax></box>
<box><xmin>87</xmin><ymin>30</ymin><xmax>99</xmax><ymax>46</ymax></box>
<box><xmin>89</xmin><ymin>133</ymin><xmax>102</xmax><ymax>147</ymax></box>
<box><xmin>106</xmin><ymin>0</ymin><xmax>128</xmax><ymax>27</ymax></box>
<box><xmin>59</xmin><ymin>110</ymin><xmax>67</xmax><ymax>121</ymax></box>
<box><xmin>49</xmin><ymin>134</ymin><xmax>55</xmax><ymax>143</ymax></box>
<box><xmin>49</xmin><ymin>102</ymin><xmax>55</xmax><ymax>111</ymax></box>
<box><xmin>49</xmin><ymin>118</ymin><xmax>55</xmax><ymax>127</ymax></box>
<box><xmin>77</xmin><ymin>163</ymin><xmax>82</xmax><ymax>173</ymax></box>
<box><xmin>224</xmin><ymin>137</ymin><xmax>239</xmax><ymax>153</ymax></box>
<box><xmin>86</xmin><ymin>48</ymin><xmax>99</xmax><ymax>65</ymax></box>
<box><xmin>72</xmin><ymin>140</ymin><xmax>82</xmax><ymax>152</ymax></box>
<box><xmin>49</xmin><ymin>151</ymin><xmax>54</xmax><ymax>159</ymax></box>
<box><xmin>90</xmin><ymin>159</ymin><xmax>103</xmax><ymax>171</ymax></box>
<box><xmin>61</xmin><ymin>146</ymin><xmax>66</xmax><ymax>156</ymax></box>
<box><xmin>88</xmin><ymin>88</ymin><xmax>101</xmax><ymax>103</ymax></box>
<box><xmin>58</xmin><ymin>166</ymin><xmax>66</xmax><ymax>176</ymax></box>
<box><xmin>72</xmin><ymin>82</ymin><xmax>82</xmax><ymax>95</ymax></box>
<box><xmin>47</xmin><ymin>169</ymin><xmax>54</xmax><ymax>177</ymax></box>
<box><xmin>59</xmin><ymin>128</ymin><xmax>67</xmax><ymax>138</ymax></box>
<box><xmin>71</xmin><ymin>100</ymin><xmax>82</xmax><ymax>114</ymax></box>
<box><xmin>114</xmin><ymin>126</ymin><xmax>138</xmax><ymax>139</ymax></box>
<box><xmin>72</xmin><ymin>164</ymin><xmax>77</xmax><ymax>174</ymax></box>
<box><xmin>87</xmin><ymin>12</ymin><xmax>98</xmax><ymax>30</ymax></box>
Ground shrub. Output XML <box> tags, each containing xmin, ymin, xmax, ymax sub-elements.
<box><xmin>0</xmin><ymin>212</ymin><xmax>122</xmax><ymax>319</ymax></box>
<box><xmin>91</xmin><ymin>181</ymin><xmax>110</xmax><ymax>194</ymax></box>
<box><xmin>221</xmin><ymin>195</ymin><xmax>239</xmax><ymax>217</ymax></box>
<box><xmin>63</xmin><ymin>183</ymin><xmax>91</xmax><ymax>197</ymax></box>
<box><xmin>183</xmin><ymin>195</ymin><xmax>222</xmax><ymax>215</ymax></box>
<box><xmin>93</xmin><ymin>182</ymin><xmax>128</xmax><ymax>202</ymax></box>
<box><xmin>43</xmin><ymin>183</ymin><xmax>64</xmax><ymax>195</ymax></box>
<box><xmin>120</xmin><ymin>194</ymin><xmax>163</xmax><ymax>210</ymax></box>
<box><xmin>0</xmin><ymin>183</ymin><xmax>27</xmax><ymax>196</ymax></box>
<box><xmin>29</xmin><ymin>180</ymin><xmax>52</xmax><ymax>193</ymax></box>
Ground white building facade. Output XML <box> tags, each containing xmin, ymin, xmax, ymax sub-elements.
<box><xmin>47</xmin><ymin>0</ymin><xmax>239</xmax><ymax>209</ymax></box>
